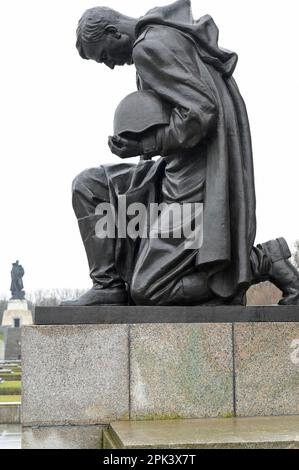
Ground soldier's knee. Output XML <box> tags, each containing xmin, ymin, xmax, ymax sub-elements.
<box><xmin>130</xmin><ymin>277</ymin><xmax>151</xmax><ymax>305</ymax></box>
<box><xmin>130</xmin><ymin>275</ymin><xmax>165</xmax><ymax>306</ymax></box>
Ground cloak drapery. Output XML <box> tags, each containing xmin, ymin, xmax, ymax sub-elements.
<box><xmin>115</xmin><ymin>0</ymin><xmax>256</xmax><ymax>299</ymax></box>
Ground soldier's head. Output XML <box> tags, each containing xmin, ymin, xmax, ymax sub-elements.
<box><xmin>76</xmin><ymin>7</ymin><xmax>137</xmax><ymax>69</ymax></box>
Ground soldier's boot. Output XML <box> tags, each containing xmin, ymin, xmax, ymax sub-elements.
<box><xmin>251</xmin><ymin>237</ymin><xmax>299</xmax><ymax>305</ymax></box>
<box><xmin>61</xmin><ymin>215</ymin><xmax>128</xmax><ymax>306</ymax></box>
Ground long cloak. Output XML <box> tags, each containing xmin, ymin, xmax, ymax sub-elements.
<box><xmin>115</xmin><ymin>0</ymin><xmax>256</xmax><ymax>299</ymax></box>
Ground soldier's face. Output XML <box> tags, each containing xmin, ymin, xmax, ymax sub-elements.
<box><xmin>84</xmin><ymin>33</ymin><xmax>133</xmax><ymax>69</ymax></box>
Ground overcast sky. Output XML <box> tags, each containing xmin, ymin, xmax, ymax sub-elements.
<box><xmin>0</xmin><ymin>0</ymin><xmax>298</xmax><ymax>298</ymax></box>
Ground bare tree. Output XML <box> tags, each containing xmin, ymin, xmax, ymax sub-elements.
<box><xmin>0</xmin><ymin>298</ymin><xmax>8</xmax><ymax>324</ymax></box>
<box><xmin>0</xmin><ymin>289</ymin><xmax>87</xmax><ymax>325</ymax></box>
<box><xmin>292</xmin><ymin>240</ymin><xmax>299</xmax><ymax>269</ymax></box>
<box><xmin>0</xmin><ymin>289</ymin><xmax>87</xmax><ymax>319</ymax></box>
<box><xmin>26</xmin><ymin>288</ymin><xmax>87</xmax><ymax>306</ymax></box>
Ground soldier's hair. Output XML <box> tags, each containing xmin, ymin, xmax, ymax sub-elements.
<box><xmin>76</xmin><ymin>7</ymin><xmax>120</xmax><ymax>59</ymax></box>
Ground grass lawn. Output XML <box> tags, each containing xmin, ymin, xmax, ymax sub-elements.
<box><xmin>0</xmin><ymin>395</ymin><xmax>21</xmax><ymax>403</ymax></box>
<box><xmin>0</xmin><ymin>365</ymin><xmax>22</xmax><ymax>402</ymax></box>
<box><xmin>0</xmin><ymin>381</ymin><xmax>21</xmax><ymax>390</ymax></box>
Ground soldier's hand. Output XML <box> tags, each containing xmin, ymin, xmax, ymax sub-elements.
<box><xmin>108</xmin><ymin>135</ymin><xmax>142</xmax><ymax>158</ymax></box>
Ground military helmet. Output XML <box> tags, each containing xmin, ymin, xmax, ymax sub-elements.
<box><xmin>113</xmin><ymin>90</ymin><xmax>170</xmax><ymax>137</ymax></box>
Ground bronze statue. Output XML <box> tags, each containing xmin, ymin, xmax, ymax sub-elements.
<box><xmin>64</xmin><ymin>0</ymin><xmax>299</xmax><ymax>306</ymax></box>
<box><xmin>10</xmin><ymin>260</ymin><xmax>25</xmax><ymax>300</ymax></box>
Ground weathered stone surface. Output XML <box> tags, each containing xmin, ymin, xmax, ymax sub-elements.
<box><xmin>106</xmin><ymin>415</ymin><xmax>299</xmax><ymax>449</ymax></box>
<box><xmin>0</xmin><ymin>404</ymin><xmax>20</xmax><ymax>424</ymax></box>
<box><xmin>22</xmin><ymin>425</ymin><xmax>105</xmax><ymax>449</ymax></box>
<box><xmin>22</xmin><ymin>317</ymin><xmax>299</xmax><ymax>435</ymax></box>
<box><xmin>22</xmin><ymin>325</ymin><xmax>129</xmax><ymax>426</ymax></box>
<box><xmin>103</xmin><ymin>429</ymin><xmax>117</xmax><ymax>449</ymax></box>
<box><xmin>130</xmin><ymin>324</ymin><xmax>234</xmax><ymax>419</ymax></box>
<box><xmin>4</xmin><ymin>328</ymin><xmax>21</xmax><ymax>360</ymax></box>
<box><xmin>234</xmin><ymin>322</ymin><xmax>299</xmax><ymax>416</ymax></box>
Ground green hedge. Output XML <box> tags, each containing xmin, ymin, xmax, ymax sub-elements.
<box><xmin>0</xmin><ymin>388</ymin><xmax>21</xmax><ymax>396</ymax></box>
<box><xmin>0</xmin><ymin>372</ymin><xmax>21</xmax><ymax>376</ymax></box>
<box><xmin>0</xmin><ymin>374</ymin><xmax>21</xmax><ymax>381</ymax></box>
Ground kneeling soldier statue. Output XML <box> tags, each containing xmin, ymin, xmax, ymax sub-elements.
<box><xmin>63</xmin><ymin>0</ymin><xmax>299</xmax><ymax>307</ymax></box>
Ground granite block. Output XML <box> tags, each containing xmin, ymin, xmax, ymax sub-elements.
<box><xmin>130</xmin><ymin>323</ymin><xmax>234</xmax><ymax>419</ymax></box>
<box><xmin>22</xmin><ymin>325</ymin><xmax>129</xmax><ymax>426</ymax></box>
<box><xmin>234</xmin><ymin>322</ymin><xmax>299</xmax><ymax>416</ymax></box>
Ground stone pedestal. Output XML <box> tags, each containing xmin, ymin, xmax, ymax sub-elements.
<box><xmin>21</xmin><ymin>306</ymin><xmax>299</xmax><ymax>449</ymax></box>
<box><xmin>1</xmin><ymin>300</ymin><xmax>33</xmax><ymax>328</ymax></box>
<box><xmin>3</xmin><ymin>328</ymin><xmax>21</xmax><ymax>361</ymax></box>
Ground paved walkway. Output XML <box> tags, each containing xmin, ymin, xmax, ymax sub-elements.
<box><xmin>0</xmin><ymin>425</ymin><xmax>21</xmax><ymax>449</ymax></box>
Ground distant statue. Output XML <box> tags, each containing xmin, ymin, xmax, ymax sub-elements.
<box><xmin>10</xmin><ymin>260</ymin><xmax>25</xmax><ymax>300</ymax></box>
